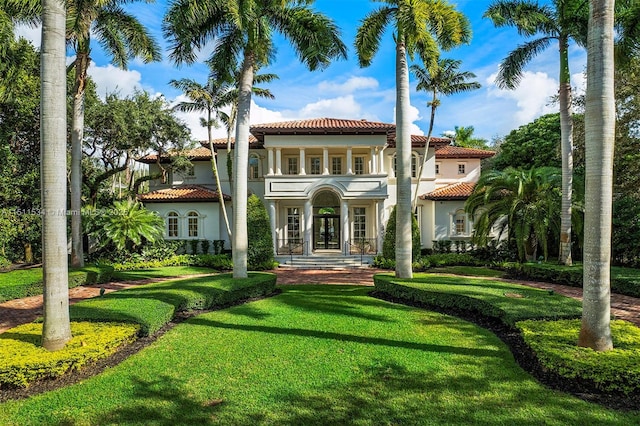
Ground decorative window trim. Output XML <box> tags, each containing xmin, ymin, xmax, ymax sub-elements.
<box><xmin>249</xmin><ymin>153</ymin><xmax>261</xmax><ymax>180</ymax></box>
<box><xmin>392</xmin><ymin>153</ymin><xmax>419</xmax><ymax>178</ymax></box>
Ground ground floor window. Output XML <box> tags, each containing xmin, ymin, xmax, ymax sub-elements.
<box><xmin>287</xmin><ymin>208</ymin><xmax>301</xmax><ymax>241</ymax></box>
<box><xmin>455</xmin><ymin>209</ymin><xmax>466</xmax><ymax>235</ymax></box>
<box><xmin>188</xmin><ymin>211</ymin><xmax>199</xmax><ymax>237</ymax></box>
<box><xmin>353</xmin><ymin>207</ymin><xmax>366</xmax><ymax>240</ymax></box>
<box><xmin>167</xmin><ymin>212</ymin><xmax>179</xmax><ymax>237</ymax></box>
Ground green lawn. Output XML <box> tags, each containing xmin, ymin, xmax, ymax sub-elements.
<box><xmin>0</xmin><ymin>285</ymin><xmax>637</xmax><ymax>425</ymax></box>
<box><xmin>111</xmin><ymin>266</ymin><xmax>217</xmax><ymax>282</ymax></box>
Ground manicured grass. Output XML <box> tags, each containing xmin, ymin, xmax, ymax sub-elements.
<box><xmin>374</xmin><ymin>273</ymin><xmax>583</xmax><ymax>326</ymax></box>
<box><xmin>0</xmin><ymin>285</ymin><xmax>637</xmax><ymax>425</ymax></box>
<box><xmin>111</xmin><ymin>266</ymin><xmax>217</xmax><ymax>282</ymax></box>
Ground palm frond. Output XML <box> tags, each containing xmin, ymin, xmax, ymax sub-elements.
<box><xmin>355</xmin><ymin>6</ymin><xmax>394</xmax><ymax>67</ymax></box>
<box><xmin>496</xmin><ymin>37</ymin><xmax>554</xmax><ymax>89</ymax></box>
<box><xmin>485</xmin><ymin>0</ymin><xmax>557</xmax><ymax>36</ymax></box>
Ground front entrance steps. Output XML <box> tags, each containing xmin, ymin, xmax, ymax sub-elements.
<box><xmin>276</xmin><ymin>252</ymin><xmax>375</xmax><ymax>269</ymax></box>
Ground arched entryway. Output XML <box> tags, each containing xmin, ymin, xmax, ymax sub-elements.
<box><xmin>312</xmin><ymin>190</ymin><xmax>341</xmax><ymax>251</ymax></box>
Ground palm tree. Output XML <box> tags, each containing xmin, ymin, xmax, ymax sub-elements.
<box><xmin>485</xmin><ymin>0</ymin><xmax>589</xmax><ymax>267</ymax></box>
<box><xmin>165</xmin><ymin>0</ymin><xmax>346</xmax><ymax>278</ymax></box>
<box><xmin>92</xmin><ymin>199</ymin><xmax>164</xmax><ymax>251</ymax></box>
<box><xmin>578</xmin><ymin>0</ymin><xmax>615</xmax><ymax>352</ymax></box>
<box><xmin>66</xmin><ymin>0</ymin><xmax>161</xmax><ymax>268</ymax></box>
<box><xmin>465</xmin><ymin>167</ymin><xmax>562</xmax><ymax>262</ymax></box>
<box><xmin>410</xmin><ymin>58</ymin><xmax>480</xmax><ymax>209</ymax></box>
<box><xmin>449</xmin><ymin>125</ymin><xmax>489</xmax><ymax>149</ymax></box>
<box><xmin>170</xmin><ymin>75</ymin><xmax>235</xmax><ymax>240</ymax></box>
<box><xmin>40</xmin><ymin>0</ymin><xmax>71</xmax><ymax>351</ymax></box>
<box><xmin>355</xmin><ymin>0</ymin><xmax>471</xmax><ymax>278</ymax></box>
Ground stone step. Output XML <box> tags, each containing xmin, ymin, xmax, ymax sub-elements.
<box><xmin>276</xmin><ymin>255</ymin><xmax>373</xmax><ymax>270</ymax></box>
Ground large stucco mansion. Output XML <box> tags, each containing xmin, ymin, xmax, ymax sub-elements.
<box><xmin>138</xmin><ymin>118</ymin><xmax>494</xmax><ymax>256</ymax></box>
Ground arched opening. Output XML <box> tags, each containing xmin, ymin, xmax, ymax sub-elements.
<box><xmin>312</xmin><ymin>190</ymin><xmax>341</xmax><ymax>251</ymax></box>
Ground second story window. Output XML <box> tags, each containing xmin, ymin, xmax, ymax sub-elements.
<box><xmin>458</xmin><ymin>163</ymin><xmax>466</xmax><ymax>175</ymax></box>
<box><xmin>310</xmin><ymin>157</ymin><xmax>321</xmax><ymax>175</ymax></box>
<box><xmin>435</xmin><ymin>163</ymin><xmax>440</xmax><ymax>175</ymax></box>
<box><xmin>287</xmin><ymin>157</ymin><xmax>299</xmax><ymax>175</ymax></box>
<box><xmin>331</xmin><ymin>157</ymin><xmax>342</xmax><ymax>175</ymax></box>
<box><xmin>249</xmin><ymin>154</ymin><xmax>260</xmax><ymax>179</ymax></box>
<box><xmin>354</xmin><ymin>156</ymin><xmax>365</xmax><ymax>175</ymax></box>
<box><xmin>393</xmin><ymin>154</ymin><xmax>418</xmax><ymax>178</ymax></box>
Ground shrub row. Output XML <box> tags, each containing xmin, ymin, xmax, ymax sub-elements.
<box><xmin>374</xmin><ymin>274</ymin><xmax>640</xmax><ymax>395</ymax></box>
<box><xmin>70</xmin><ymin>272</ymin><xmax>277</xmax><ymax>336</ymax></box>
<box><xmin>0</xmin><ymin>322</ymin><xmax>139</xmax><ymax>388</ymax></box>
<box><xmin>0</xmin><ymin>272</ymin><xmax>277</xmax><ymax>388</ymax></box>
<box><xmin>111</xmin><ymin>254</ymin><xmax>233</xmax><ymax>272</ymax></box>
<box><xmin>518</xmin><ymin>319</ymin><xmax>640</xmax><ymax>395</ymax></box>
<box><xmin>504</xmin><ymin>263</ymin><xmax>640</xmax><ymax>298</ymax></box>
<box><xmin>372</xmin><ymin>253</ymin><xmax>483</xmax><ymax>271</ymax></box>
<box><xmin>0</xmin><ymin>265</ymin><xmax>114</xmax><ymax>303</ymax></box>
<box><xmin>373</xmin><ymin>273</ymin><xmax>582</xmax><ymax>327</ymax></box>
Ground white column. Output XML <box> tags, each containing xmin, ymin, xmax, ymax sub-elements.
<box><xmin>379</xmin><ymin>147</ymin><xmax>386</xmax><ymax>174</ymax></box>
<box><xmin>341</xmin><ymin>200</ymin><xmax>349</xmax><ymax>255</ymax></box>
<box><xmin>267</xmin><ymin>148</ymin><xmax>274</xmax><ymax>175</ymax></box>
<box><xmin>346</xmin><ymin>147</ymin><xmax>353</xmax><ymax>175</ymax></box>
<box><xmin>268</xmin><ymin>200</ymin><xmax>277</xmax><ymax>254</ymax></box>
<box><xmin>275</xmin><ymin>148</ymin><xmax>282</xmax><ymax>175</ymax></box>
<box><xmin>299</xmin><ymin>148</ymin><xmax>306</xmax><ymax>175</ymax></box>
<box><xmin>304</xmin><ymin>199</ymin><xmax>313</xmax><ymax>255</ymax></box>
<box><xmin>323</xmin><ymin>148</ymin><xmax>329</xmax><ymax>175</ymax></box>
<box><xmin>377</xmin><ymin>200</ymin><xmax>385</xmax><ymax>254</ymax></box>
<box><xmin>370</xmin><ymin>148</ymin><xmax>378</xmax><ymax>174</ymax></box>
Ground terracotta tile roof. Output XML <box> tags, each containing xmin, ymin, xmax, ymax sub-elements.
<box><xmin>205</xmin><ymin>135</ymin><xmax>261</xmax><ymax>150</ymax></box>
<box><xmin>435</xmin><ymin>146</ymin><xmax>495</xmax><ymax>159</ymax></box>
<box><xmin>421</xmin><ymin>182</ymin><xmax>476</xmax><ymax>201</ymax></box>
<box><xmin>138</xmin><ymin>185</ymin><xmax>231</xmax><ymax>203</ymax></box>
<box><xmin>250</xmin><ymin>118</ymin><xmax>397</xmax><ymax>143</ymax></box>
<box><xmin>138</xmin><ymin>147</ymin><xmax>213</xmax><ymax>164</ymax></box>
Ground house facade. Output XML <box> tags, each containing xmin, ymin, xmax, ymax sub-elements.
<box><xmin>137</xmin><ymin>118</ymin><xmax>494</xmax><ymax>256</ymax></box>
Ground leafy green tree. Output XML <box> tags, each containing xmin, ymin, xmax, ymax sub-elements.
<box><xmin>485</xmin><ymin>0</ymin><xmax>589</xmax><ymax>266</ymax></box>
<box><xmin>466</xmin><ymin>167</ymin><xmax>562</xmax><ymax>262</ymax></box>
<box><xmin>246</xmin><ymin>194</ymin><xmax>275</xmax><ymax>270</ymax></box>
<box><xmin>612</xmin><ymin>195</ymin><xmax>640</xmax><ymax>267</ymax></box>
<box><xmin>91</xmin><ymin>200</ymin><xmax>164</xmax><ymax>251</ymax></box>
<box><xmin>356</xmin><ymin>0</ymin><xmax>471</xmax><ymax>278</ymax></box>
<box><xmin>450</xmin><ymin>125</ymin><xmax>489</xmax><ymax>149</ymax></box>
<box><xmin>65</xmin><ymin>0</ymin><xmax>161</xmax><ymax>267</ymax></box>
<box><xmin>578</xmin><ymin>0</ymin><xmax>615</xmax><ymax>352</ymax></box>
<box><xmin>410</xmin><ymin>57</ymin><xmax>481</xmax><ymax>208</ymax></box>
<box><xmin>382</xmin><ymin>205</ymin><xmax>420</xmax><ymax>262</ymax></box>
<box><xmin>165</xmin><ymin>0</ymin><xmax>347</xmax><ymax>278</ymax></box>
<box><xmin>40</xmin><ymin>0</ymin><xmax>71</xmax><ymax>350</ymax></box>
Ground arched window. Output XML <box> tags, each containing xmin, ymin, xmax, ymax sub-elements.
<box><xmin>249</xmin><ymin>154</ymin><xmax>260</xmax><ymax>179</ymax></box>
<box><xmin>187</xmin><ymin>211</ymin><xmax>199</xmax><ymax>237</ymax></box>
<box><xmin>455</xmin><ymin>209</ymin><xmax>466</xmax><ymax>235</ymax></box>
<box><xmin>167</xmin><ymin>212</ymin><xmax>179</xmax><ymax>238</ymax></box>
<box><xmin>392</xmin><ymin>153</ymin><xmax>418</xmax><ymax>178</ymax></box>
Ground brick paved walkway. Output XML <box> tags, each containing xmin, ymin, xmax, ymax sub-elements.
<box><xmin>1</xmin><ymin>268</ymin><xmax>638</xmax><ymax>334</ymax></box>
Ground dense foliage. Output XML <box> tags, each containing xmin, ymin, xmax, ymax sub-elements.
<box><xmin>246</xmin><ymin>194</ymin><xmax>275</xmax><ymax>270</ymax></box>
<box><xmin>381</xmin><ymin>205</ymin><xmax>421</xmax><ymax>261</ymax></box>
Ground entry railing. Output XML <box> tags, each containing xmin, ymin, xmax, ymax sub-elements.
<box><xmin>276</xmin><ymin>238</ymin><xmax>306</xmax><ymax>257</ymax></box>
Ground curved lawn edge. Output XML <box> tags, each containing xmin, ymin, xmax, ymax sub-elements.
<box><xmin>372</xmin><ymin>273</ymin><xmax>640</xmax><ymax>411</ymax></box>
<box><xmin>0</xmin><ymin>272</ymin><xmax>277</xmax><ymax>396</ymax></box>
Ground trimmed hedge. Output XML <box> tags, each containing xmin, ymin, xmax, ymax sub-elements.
<box><xmin>0</xmin><ymin>265</ymin><xmax>114</xmax><ymax>303</ymax></box>
<box><xmin>504</xmin><ymin>263</ymin><xmax>640</xmax><ymax>298</ymax></box>
<box><xmin>518</xmin><ymin>319</ymin><xmax>640</xmax><ymax>395</ymax></box>
<box><xmin>111</xmin><ymin>254</ymin><xmax>233</xmax><ymax>272</ymax></box>
<box><xmin>0</xmin><ymin>322</ymin><xmax>139</xmax><ymax>388</ymax></box>
<box><xmin>70</xmin><ymin>272</ymin><xmax>277</xmax><ymax>335</ymax></box>
<box><xmin>373</xmin><ymin>273</ymin><xmax>582</xmax><ymax>327</ymax></box>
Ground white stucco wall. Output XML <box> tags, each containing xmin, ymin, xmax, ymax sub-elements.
<box><xmin>144</xmin><ymin>202</ymin><xmax>222</xmax><ymax>243</ymax></box>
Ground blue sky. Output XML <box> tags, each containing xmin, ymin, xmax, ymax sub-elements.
<box><xmin>17</xmin><ymin>0</ymin><xmax>587</xmax><ymax>143</ymax></box>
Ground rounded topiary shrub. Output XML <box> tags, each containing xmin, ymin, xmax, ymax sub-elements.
<box><xmin>247</xmin><ymin>194</ymin><xmax>275</xmax><ymax>270</ymax></box>
<box><xmin>382</xmin><ymin>205</ymin><xmax>421</xmax><ymax>261</ymax></box>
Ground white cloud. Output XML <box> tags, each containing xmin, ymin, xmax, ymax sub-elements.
<box><xmin>317</xmin><ymin>76</ymin><xmax>379</xmax><ymax>94</ymax></box>
<box><xmin>487</xmin><ymin>70</ymin><xmax>558</xmax><ymax>125</ymax></box>
<box><xmin>393</xmin><ymin>104</ymin><xmax>425</xmax><ymax>136</ymax></box>
<box><xmin>88</xmin><ymin>63</ymin><xmax>143</xmax><ymax>98</ymax></box>
<box><xmin>14</xmin><ymin>24</ymin><xmax>41</xmax><ymax>48</ymax></box>
<box><xmin>297</xmin><ymin>95</ymin><xmax>363</xmax><ymax>119</ymax></box>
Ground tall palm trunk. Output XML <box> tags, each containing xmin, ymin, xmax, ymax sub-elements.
<box><xmin>411</xmin><ymin>89</ymin><xmax>437</xmax><ymax>210</ymax></box>
<box><xmin>232</xmin><ymin>53</ymin><xmax>254</xmax><ymax>278</ymax></box>
<box><xmin>578</xmin><ymin>0</ymin><xmax>615</xmax><ymax>351</ymax></box>
<box><xmin>558</xmin><ymin>35</ymin><xmax>574</xmax><ymax>266</ymax></box>
<box><xmin>41</xmin><ymin>0</ymin><xmax>71</xmax><ymax>351</ymax></box>
<box><xmin>70</xmin><ymin>44</ymin><xmax>90</xmax><ymax>268</ymax></box>
<box><xmin>207</xmin><ymin>111</ymin><xmax>232</xmax><ymax>239</ymax></box>
<box><xmin>395</xmin><ymin>35</ymin><xmax>413</xmax><ymax>279</ymax></box>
